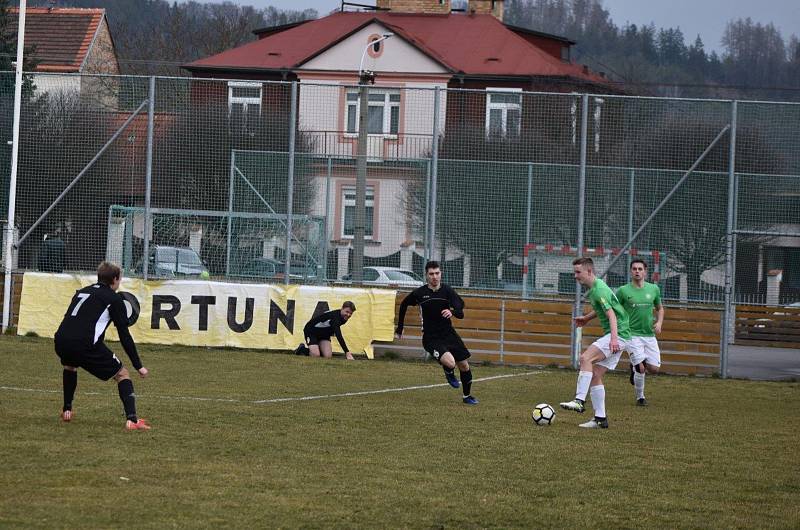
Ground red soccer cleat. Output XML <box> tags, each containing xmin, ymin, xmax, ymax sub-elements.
<box><xmin>60</xmin><ymin>410</ymin><xmax>73</xmax><ymax>422</ymax></box>
<box><xmin>125</xmin><ymin>418</ymin><xmax>151</xmax><ymax>431</ymax></box>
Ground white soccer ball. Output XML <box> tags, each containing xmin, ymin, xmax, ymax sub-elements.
<box><xmin>531</xmin><ymin>403</ymin><xmax>555</xmax><ymax>426</ymax></box>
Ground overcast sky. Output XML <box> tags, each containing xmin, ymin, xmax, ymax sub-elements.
<box><xmin>221</xmin><ymin>0</ymin><xmax>800</xmax><ymax>52</ymax></box>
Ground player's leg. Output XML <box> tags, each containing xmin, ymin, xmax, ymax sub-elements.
<box><xmin>112</xmin><ymin>366</ymin><xmax>150</xmax><ymax>431</ymax></box>
<box><xmin>55</xmin><ymin>342</ymin><xmax>78</xmax><ymax>421</ymax></box>
<box><xmin>560</xmin><ymin>342</ymin><xmax>606</xmax><ymax>413</ymax></box>
<box><xmin>638</xmin><ymin>337</ymin><xmax>662</xmax><ymax>405</ymax></box>
<box><xmin>424</xmin><ymin>338</ymin><xmax>460</xmax><ymax>389</ymax></box>
<box><xmin>451</xmin><ymin>335</ymin><xmax>477</xmax><ymax>404</ymax></box>
<box><xmin>579</xmin><ymin>365</ymin><xmax>610</xmax><ymax>428</ymax></box>
<box><xmin>307</xmin><ymin>335</ymin><xmax>322</xmax><ymax>357</ymax></box>
<box><xmin>628</xmin><ymin>337</ymin><xmax>648</xmax><ymax>404</ymax></box>
<box><xmin>318</xmin><ymin>340</ymin><xmax>333</xmax><ymax>359</ymax></box>
<box><xmin>61</xmin><ymin>365</ymin><xmax>78</xmax><ymax>422</ymax></box>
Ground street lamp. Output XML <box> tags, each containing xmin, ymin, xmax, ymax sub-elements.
<box><xmin>352</xmin><ymin>33</ymin><xmax>393</xmax><ymax>283</ymax></box>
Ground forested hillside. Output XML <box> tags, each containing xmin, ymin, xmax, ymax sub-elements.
<box><xmin>7</xmin><ymin>0</ymin><xmax>800</xmax><ymax>99</ymax></box>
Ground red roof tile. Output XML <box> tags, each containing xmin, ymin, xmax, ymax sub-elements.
<box><xmin>186</xmin><ymin>12</ymin><xmax>605</xmax><ymax>83</ymax></box>
<box><xmin>8</xmin><ymin>8</ymin><xmax>104</xmax><ymax>73</ymax></box>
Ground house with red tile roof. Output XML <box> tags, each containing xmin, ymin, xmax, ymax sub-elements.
<box><xmin>183</xmin><ymin>0</ymin><xmax>615</xmax><ymax>280</ymax></box>
<box><xmin>9</xmin><ymin>7</ymin><xmax>120</xmax><ymax>95</ymax></box>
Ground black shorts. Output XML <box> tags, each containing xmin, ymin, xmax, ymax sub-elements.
<box><xmin>422</xmin><ymin>330</ymin><xmax>471</xmax><ymax>363</ymax></box>
<box><xmin>55</xmin><ymin>341</ymin><xmax>123</xmax><ymax>381</ymax></box>
<box><xmin>305</xmin><ymin>332</ymin><xmax>332</xmax><ymax>346</ymax></box>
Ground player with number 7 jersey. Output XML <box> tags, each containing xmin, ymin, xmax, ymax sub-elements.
<box><xmin>54</xmin><ymin>261</ymin><xmax>150</xmax><ymax>430</ymax></box>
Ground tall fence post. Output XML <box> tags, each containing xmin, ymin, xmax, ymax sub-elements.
<box><xmin>226</xmin><ymin>151</ymin><xmax>235</xmax><ymax>276</ymax></box>
<box><xmin>721</xmin><ymin>100</ymin><xmax>738</xmax><ymax>378</ymax></box>
<box><xmin>284</xmin><ymin>81</ymin><xmax>298</xmax><ymax>285</ymax></box>
<box><xmin>424</xmin><ymin>159</ymin><xmax>431</xmax><ymax>262</ymax></box>
<box><xmin>570</xmin><ymin>94</ymin><xmax>589</xmax><ymax>369</ymax></box>
<box><xmin>427</xmin><ymin>87</ymin><xmax>441</xmax><ymax>261</ymax></box>
<box><xmin>142</xmin><ymin>76</ymin><xmax>155</xmax><ymax>281</ymax></box>
<box><xmin>523</xmin><ymin>162</ymin><xmax>533</xmax><ymax>298</ymax></box>
<box><xmin>626</xmin><ymin>169</ymin><xmax>635</xmax><ymax>282</ymax></box>
<box><xmin>500</xmin><ymin>299</ymin><xmax>506</xmax><ymax>364</ymax></box>
<box><xmin>323</xmin><ymin>156</ymin><xmax>333</xmax><ymax>281</ymax></box>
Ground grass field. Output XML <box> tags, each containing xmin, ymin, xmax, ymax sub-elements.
<box><xmin>1</xmin><ymin>335</ymin><xmax>799</xmax><ymax>529</ymax></box>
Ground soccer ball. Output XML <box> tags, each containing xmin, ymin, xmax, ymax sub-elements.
<box><xmin>531</xmin><ymin>403</ymin><xmax>555</xmax><ymax>426</ymax></box>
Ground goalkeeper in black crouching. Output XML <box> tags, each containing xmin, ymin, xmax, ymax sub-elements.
<box><xmin>295</xmin><ymin>301</ymin><xmax>356</xmax><ymax>360</ymax></box>
<box><xmin>54</xmin><ymin>261</ymin><xmax>150</xmax><ymax>431</ymax></box>
<box><xmin>395</xmin><ymin>261</ymin><xmax>478</xmax><ymax>405</ymax></box>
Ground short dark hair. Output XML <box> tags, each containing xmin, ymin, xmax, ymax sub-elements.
<box><xmin>425</xmin><ymin>261</ymin><xmax>440</xmax><ymax>272</ymax></box>
<box><xmin>630</xmin><ymin>259</ymin><xmax>647</xmax><ymax>269</ymax></box>
<box><xmin>342</xmin><ymin>301</ymin><xmax>356</xmax><ymax>312</ymax></box>
<box><xmin>572</xmin><ymin>257</ymin><xmax>594</xmax><ymax>269</ymax></box>
<box><xmin>97</xmin><ymin>261</ymin><xmax>121</xmax><ymax>286</ymax></box>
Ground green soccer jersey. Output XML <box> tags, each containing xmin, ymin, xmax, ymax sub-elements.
<box><xmin>586</xmin><ymin>278</ymin><xmax>631</xmax><ymax>339</ymax></box>
<box><xmin>616</xmin><ymin>282</ymin><xmax>662</xmax><ymax>337</ymax></box>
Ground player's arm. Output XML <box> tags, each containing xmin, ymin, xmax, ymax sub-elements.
<box><xmin>574</xmin><ymin>310</ymin><xmax>596</xmax><ymax>327</ymax></box>
<box><xmin>109</xmin><ymin>297</ymin><xmax>146</xmax><ymax>374</ymax></box>
<box><xmin>395</xmin><ymin>291</ymin><xmax>418</xmax><ymax>338</ymax></box>
<box><xmin>654</xmin><ymin>304</ymin><xmax>664</xmax><ymax>334</ymax></box>
<box><xmin>606</xmin><ymin>308</ymin><xmax>620</xmax><ymax>353</ymax></box>
<box><xmin>654</xmin><ymin>286</ymin><xmax>664</xmax><ymax>334</ymax></box>
<box><xmin>445</xmin><ymin>286</ymin><xmax>465</xmax><ymax>319</ymax></box>
<box><xmin>333</xmin><ymin>324</ymin><xmax>353</xmax><ymax>360</ymax></box>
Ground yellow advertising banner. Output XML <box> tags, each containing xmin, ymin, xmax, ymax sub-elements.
<box><xmin>18</xmin><ymin>273</ymin><xmax>398</xmax><ymax>358</ymax></box>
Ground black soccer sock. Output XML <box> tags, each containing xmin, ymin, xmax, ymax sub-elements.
<box><xmin>62</xmin><ymin>369</ymin><xmax>77</xmax><ymax>411</ymax></box>
<box><xmin>117</xmin><ymin>379</ymin><xmax>138</xmax><ymax>422</ymax></box>
<box><xmin>442</xmin><ymin>365</ymin><xmax>455</xmax><ymax>376</ymax></box>
<box><xmin>460</xmin><ymin>369</ymin><xmax>473</xmax><ymax>397</ymax></box>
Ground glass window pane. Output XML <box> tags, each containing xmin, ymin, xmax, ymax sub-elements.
<box><xmin>347</xmin><ymin>92</ymin><xmax>358</xmax><ymax>101</ymax></box>
<box><xmin>390</xmin><ymin>106</ymin><xmax>399</xmax><ymax>134</ymax></box>
<box><xmin>344</xmin><ymin>205</ymin><xmax>354</xmax><ymax>236</ymax></box>
<box><xmin>385</xmin><ymin>270</ymin><xmax>418</xmax><ymax>281</ymax></box>
<box><xmin>368</xmin><ymin>92</ymin><xmax>386</xmax><ymax>102</ymax></box>
<box><xmin>389</xmin><ymin>93</ymin><xmax>401</xmax><ymax>102</ymax></box>
<box><xmin>365</xmin><ymin>206</ymin><xmax>374</xmax><ymax>236</ymax></box>
<box><xmin>488</xmin><ymin>108</ymin><xmax>502</xmax><ymax>134</ymax></box>
<box><xmin>364</xmin><ymin>268</ymin><xmax>380</xmax><ymax>281</ymax></box>
<box><xmin>507</xmin><ymin>108</ymin><xmax>521</xmax><ymax>135</ymax></box>
<box><xmin>367</xmin><ymin>106</ymin><xmax>384</xmax><ymax>134</ymax></box>
<box><xmin>245</xmin><ymin>104</ymin><xmax>260</xmax><ymax>126</ymax></box>
<box><xmin>347</xmin><ymin>105</ymin><xmax>357</xmax><ymax>133</ymax></box>
<box><xmin>231</xmin><ymin>86</ymin><xmax>261</xmax><ymax>99</ymax></box>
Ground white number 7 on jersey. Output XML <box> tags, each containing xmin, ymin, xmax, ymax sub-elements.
<box><xmin>71</xmin><ymin>293</ymin><xmax>90</xmax><ymax>316</ymax></box>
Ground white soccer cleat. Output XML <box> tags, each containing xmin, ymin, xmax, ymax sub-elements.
<box><xmin>579</xmin><ymin>418</ymin><xmax>609</xmax><ymax>429</ymax></box>
<box><xmin>559</xmin><ymin>399</ymin><xmax>585</xmax><ymax>413</ymax></box>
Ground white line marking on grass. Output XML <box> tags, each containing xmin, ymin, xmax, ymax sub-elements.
<box><xmin>0</xmin><ymin>370</ymin><xmax>543</xmax><ymax>405</ymax></box>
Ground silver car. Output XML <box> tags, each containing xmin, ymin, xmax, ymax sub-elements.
<box><xmin>343</xmin><ymin>267</ymin><xmax>423</xmax><ymax>288</ymax></box>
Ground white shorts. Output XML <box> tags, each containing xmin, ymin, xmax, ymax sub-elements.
<box><xmin>627</xmin><ymin>336</ymin><xmax>661</xmax><ymax>367</ymax></box>
<box><xmin>590</xmin><ymin>334</ymin><xmax>630</xmax><ymax>370</ymax></box>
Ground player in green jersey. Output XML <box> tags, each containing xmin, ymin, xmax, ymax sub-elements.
<box><xmin>560</xmin><ymin>257</ymin><xmax>632</xmax><ymax>429</ymax></box>
<box><xmin>616</xmin><ymin>259</ymin><xmax>664</xmax><ymax>406</ymax></box>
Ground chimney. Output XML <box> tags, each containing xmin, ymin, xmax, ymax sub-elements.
<box><xmin>467</xmin><ymin>0</ymin><xmax>504</xmax><ymax>21</ymax></box>
<box><xmin>375</xmin><ymin>0</ymin><xmax>451</xmax><ymax>14</ymax></box>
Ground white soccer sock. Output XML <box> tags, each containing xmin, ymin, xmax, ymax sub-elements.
<box><xmin>575</xmin><ymin>371</ymin><xmax>592</xmax><ymax>401</ymax></box>
<box><xmin>634</xmin><ymin>371</ymin><xmax>646</xmax><ymax>400</ymax></box>
<box><xmin>590</xmin><ymin>385</ymin><xmax>606</xmax><ymax>418</ymax></box>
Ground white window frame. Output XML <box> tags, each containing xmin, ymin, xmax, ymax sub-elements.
<box><xmin>228</xmin><ymin>81</ymin><xmax>262</xmax><ymax>131</ymax></box>
<box><xmin>341</xmin><ymin>185</ymin><xmax>375</xmax><ymax>240</ymax></box>
<box><xmin>485</xmin><ymin>87</ymin><xmax>522</xmax><ymax>138</ymax></box>
<box><xmin>345</xmin><ymin>89</ymin><xmax>400</xmax><ymax>138</ymax></box>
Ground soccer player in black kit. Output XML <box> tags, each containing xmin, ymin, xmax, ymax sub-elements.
<box><xmin>395</xmin><ymin>261</ymin><xmax>478</xmax><ymax>405</ymax></box>
<box><xmin>54</xmin><ymin>261</ymin><xmax>151</xmax><ymax>430</ymax></box>
<box><xmin>299</xmin><ymin>301</ymin><xmax>356</xmax><ymax>360</ymax></box>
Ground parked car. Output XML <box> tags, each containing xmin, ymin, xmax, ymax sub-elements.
<box><xmin>135</xmin><ymin>245</ymin><xmax>209</xmax><ymax>279</ymax></box>
<box><xmin>343</xmin><ymin>267</ymin><xmax>423</xmax><ymax>288</ymax></box>
<box><xmin>234</xmin><ymin>257</ymin><xmax>317</xmax><ymax>282</ymax></box>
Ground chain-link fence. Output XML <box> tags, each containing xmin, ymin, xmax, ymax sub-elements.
<box><xmin>2</xmin><ymin>72</ymin><xmax>799</xmax><ymax>366</ymax></box>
